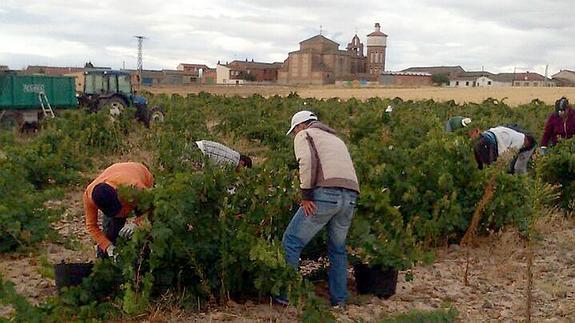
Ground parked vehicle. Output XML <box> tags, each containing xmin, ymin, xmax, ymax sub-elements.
<box><xmin>0</xmin><ymin>69</ymin><xmax>164</xmax><ymax>130</ymax></box>
<box><xmin>0</xmin><ymin>71</ymin><xmax>77</xmax><ymax>129</ymax></box>
<box><xmin>77</xmin><ymin>69</ymin><xmax>164</xmax><ymax>127</ymax></box>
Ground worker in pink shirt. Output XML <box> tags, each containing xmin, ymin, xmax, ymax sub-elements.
<box><xmin>540</xmin><ymin>97</ymin><xmax>575</xmax><ymax>154</ymax></box>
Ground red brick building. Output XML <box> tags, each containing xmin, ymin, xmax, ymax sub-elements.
<box><xmin>177</xmin><ymin>63</ymin><xmax>210</xmax><ymax>73</ymax></box>
<box><xmin>379</xmin><ymin>72</ymin><xmax>432</xmax><ymax>86</ymax></box>
<box><xmin>177</xmin><ymin>63</ymin><xmax>216</xmax><ymax>84</ymax></box>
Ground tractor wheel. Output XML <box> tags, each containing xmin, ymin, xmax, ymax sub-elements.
<box><xmin>148</xmin><ymin>106</ymin><xmax>165</xmax><ymax>126</ymax></box>
<box><xmin>97</xmin><ymin>97</ymin><xmax>127</xmax><ymax>117</ymax></box>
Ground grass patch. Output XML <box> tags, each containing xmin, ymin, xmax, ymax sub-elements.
<box><xmin>382</xmin><ymin>305</ymin><xmax>458</xmax><ymax>323</ymax></box>
<box><xmin>36</xmin><ymin>255</ymin><xmax>54</xmax><ymax>279</ymax></box>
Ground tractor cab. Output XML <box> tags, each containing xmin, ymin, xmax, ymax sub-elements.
<box><xmin>84</xmin><ymin>69</ymin><xmax>132</xmax><ymax>97</ymax></box>
<box><xmin>79</xmin><ymin>70</ymin><xmax>132</xmax><ymax>113</ymax></box>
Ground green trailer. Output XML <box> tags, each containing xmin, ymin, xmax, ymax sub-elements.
<box><xmin>0</xmin><ymin>73</ymin><xmax>78</xmax><ymax>129</ymax></box>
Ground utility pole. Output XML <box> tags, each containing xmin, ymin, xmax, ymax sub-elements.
<box><xmin>134</xmin><ymin>35</ymin><xmax>146</xmax><ymax>88</ymax></box>
<box><xmin>544</xmin><ymin>64</ymin><xmax>549</xmax><ymax>87</ymax></box>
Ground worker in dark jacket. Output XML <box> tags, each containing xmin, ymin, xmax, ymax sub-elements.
<box><xmin>540</xmin><ymin>97</ymin><xmax>575</xmax><ymax>154</ymax></box>
<box><xmin>471</xmin><ymin>125</ymin><xmax>536</xmax><ymax>174</ymax></box>
<box><xmin>445</xmin><ymin>116</ymin><xmax>472</xmax><ymax>132</ymax></box>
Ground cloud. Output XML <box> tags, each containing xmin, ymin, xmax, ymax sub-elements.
<box><xmin>0</xmin><ymin>0</ymin><xmax>573</xmax><ymax>75</ymax></box>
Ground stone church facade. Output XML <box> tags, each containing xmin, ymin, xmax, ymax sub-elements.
<box><xmin>278</xmin><ymin>23</ymin><xmax>387</xmax><ymax>85</ymax></box>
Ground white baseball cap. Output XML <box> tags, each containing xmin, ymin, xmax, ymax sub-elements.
<box><xmin>286</xmin><ymin>110</ymin><xmax>318</xmax><ymax>135</ymax></box>
<box><xmin>462</xmin><ymin>118</ymin><xmax>472</xmax><ymax>127</ymax></box>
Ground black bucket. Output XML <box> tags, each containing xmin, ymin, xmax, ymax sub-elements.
<box><xmin>353</xmin><ymin>263</ymin><xmax>398</xmax><ymax>299</ymax></box>
<box><xmin>54</xmin><ymin>262</ymin><xmax>94</xmax><ymax>292</ymax></box>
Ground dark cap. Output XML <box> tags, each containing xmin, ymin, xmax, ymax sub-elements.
<box><xmin>239</xmin><ymin>155</ymin><xmax>252</xmax><ymax>168</ymax></box>
<box><xmin>555</xmin><ymin>97</ymin><xmax>569</xmax><ymax>113</ymax></box>
<box><xmin>473</xmin><ymin>136</ymin><xmax>497</xmax><ymax>170</ymax></box>
<box><xmin>92</xmin><ymin>183</ymin><xmax>122</xmax><ymax>217</ymax></box>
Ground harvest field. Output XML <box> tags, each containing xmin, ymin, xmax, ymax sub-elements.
<box><xmin>1</xmin><ymin>90</ymin><xmax>575</xmax><ymax>321</ymax></box>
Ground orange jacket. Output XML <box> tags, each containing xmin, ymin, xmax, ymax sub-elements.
<box><xmin>84</xmin><ymin>162</ymin><xmax>154</xmax><ymax>250</ymax></box>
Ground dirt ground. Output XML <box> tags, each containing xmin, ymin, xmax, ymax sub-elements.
<box><xmin>1</xmin><ymin>188</ymin><xmax>574</xmax><ymax>321</ymax></box>
<box><xmin>145</xmin><ymin>84</ymin><xmax>575</xmax><ymax>107</ymax></box>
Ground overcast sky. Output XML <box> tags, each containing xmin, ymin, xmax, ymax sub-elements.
<box><xmin>1</xmin><ymin>0</ymin><xmax>573</xmax><ymax>75</ymax></box>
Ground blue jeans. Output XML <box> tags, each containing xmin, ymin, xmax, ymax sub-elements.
<box><xmin>282</xmin><ymin>187</ymin><xmax>357</xmax><ymax>305</ymax></box>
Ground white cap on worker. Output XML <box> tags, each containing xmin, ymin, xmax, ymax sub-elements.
<box><xmin>286</xmin><ymin>110</ymin><xmax>318</xmax><ymax>135</ymax></box>
<box><xmin>462</xmin><ymin>118</ymin><xmax>472</xmax><ymax>127</ymax></box>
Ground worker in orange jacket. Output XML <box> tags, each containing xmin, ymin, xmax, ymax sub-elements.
<box><xmin>84</xmin><ymin>162</ymin><xmax>154</xmax><ymax>259</ymax></box>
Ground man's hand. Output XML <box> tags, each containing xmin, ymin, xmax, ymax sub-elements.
<box><xmin>119</xmin><ymin>223</ymin><xmax>137</xmax><ymax>239</ymax></box>
<box><xmin>300</xmin><ymin>200</ymin><xmax>317</xmax><ymax>217</ymax></box>
<box><xmin>106</xmin><ymin>244</ymin><xmax>117</xmax><ymax>262</ymax></box>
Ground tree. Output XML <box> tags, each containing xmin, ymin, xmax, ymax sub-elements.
<box><xmin>432</xmin><ymin>73</ymin><xmax>450</xmax><ymax>86</ymax></box>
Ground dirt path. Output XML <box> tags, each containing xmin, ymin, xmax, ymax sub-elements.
<box><xmin>0</xmin><ymin>191</ymin><xmax>93</xmax><ymax>306</ymax></box>
<box><xmin>2</xmin><ymin>205</ymin><xmax>574</xmax><ymax>321</ymax></box>
<box><xmin>146</xmin><ymin>85</ymin><xmax>575</xmax><ymax>107</ymax></box>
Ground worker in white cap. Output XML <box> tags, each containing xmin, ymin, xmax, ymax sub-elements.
<box><xmin>445</xmin><ymin>116</ymin><xmax>472</xmax><ymax>132</ymax></box>
<box><xmin>277</xmin><ymin>110</ymin><xmax>359</xmax><ymax>307</ymax></box>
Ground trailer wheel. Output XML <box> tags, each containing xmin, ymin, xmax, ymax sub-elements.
<box><xmin>0</xmin><ymin>112</ymin><xmax>21</xmax><ymax>131</ymax></box>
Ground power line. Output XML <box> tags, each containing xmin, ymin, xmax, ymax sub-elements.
<box><xmin>134</xmin><ymin>35</ymin><xmax>146</xmax><ymax>86</ymax></box>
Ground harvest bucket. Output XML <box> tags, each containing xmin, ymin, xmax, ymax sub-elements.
<box><xmin>353</xmin><ymin>263</ymin><xmax>398</xmax><ymax>299</ymax></box>
<box><xmin>54</xmin><ymin>262</ymin><xmax>94</xmax><ymax>292</ymax></box>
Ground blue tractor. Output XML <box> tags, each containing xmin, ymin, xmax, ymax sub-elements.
<box><xmin>77</xmin><ymin>69</ymin><xmax>164</xmax><ymax>127</ymax></box>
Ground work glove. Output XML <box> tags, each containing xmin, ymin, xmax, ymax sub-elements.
<box><xmin>119</xmin><ymin>223</ymin><xmax>137</xmax><ymax>239</ymax></box>
<box><xmin>540</xmin><ymin>146</ymin><xmax>548</xmax><ymax>156</ymax></box>
<box><xmin>106</xmin><ymin>244</ymin><xmax>117</xmax><ymax>262</ymax></box>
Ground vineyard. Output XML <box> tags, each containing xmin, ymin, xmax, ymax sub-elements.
<box><xmin>1</xmin><ymin>92</ymin><xmax>575</xmax><ymax>321</ymax></box>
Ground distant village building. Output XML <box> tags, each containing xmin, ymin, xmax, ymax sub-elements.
<box><xmin>177</xmin><ymin>63</ymin><xmax>210</xmax><ymax>73</ymax></box>
<box><xmin>449</xmin><ymin>71</ymin><xmax>554</xmax><ymax>87</ymax></box>
<box><xmin>401</xmin><ymin>66</ymin><xmax>464</xmax><ymax>80</ymax></box>
<box><xmin>278</xmin><ymin>23</ymin><xmax>387</xmax><ymax>85</ymax></box>
<box><xmin>379</xmin><ymin>72</ymin><xmax>432</xmax><ymax>86</ymax></box>
<box><xmin>216</xmin><ymin>60</ymin><xmax>283</xmax><ymax>84</ymax></box>
<box><xmin>450</xmin><ymin>71</ymin><xmax>498</xmax><ymax>87</ymax></box>
<box><xmin>552</xmin><ymin>70</ymin><xmax>575</xmax><ymax>87</ymax></box>
<box><xmin>177</xmin><ymin>63</ymin><xmax>216</xmax><ymax>84</ymax></box>
<box><xmin>23</xmin><ymin>64</ymin><xmax>112</xmax><ymax>91</ymax></box>
<box><xmin>216</xmin><ymin>64</ymin><xmax>233</xmax><ymax>84</ymax></box>
<box><xmin>24</xmin><ymin>65</ymin><xmax>110</xmax><ymax>75</ymax></box>
<box><xmin>512</xmin><ymin>72</ymin><xmax>551</xmax><ymax>87</ymax></box>
<box><xmin>123</xmin><ymin>69</ymin><xmax>196</xmax><ymax>86</ymax></box>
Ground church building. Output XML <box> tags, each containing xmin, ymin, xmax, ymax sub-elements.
<box><xmin>277</xmin><ymin>23</ymin><xmax>387</xmax><ymax>84</ymax></box>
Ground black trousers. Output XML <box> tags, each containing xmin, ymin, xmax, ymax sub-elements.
<box><xmin>96</xmin><ymin>216</ymin><xmax>127</xmax><ymax>259</ymax></box>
